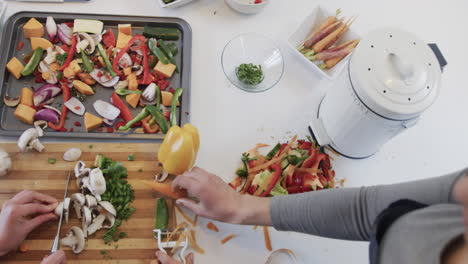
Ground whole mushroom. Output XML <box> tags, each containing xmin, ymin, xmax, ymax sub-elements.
<box><xmin>17</xmin><ymin>127</ymin><xmax>45</xmax><ymax>152</ymax></box>
<box><xmin>0</xmin><ymin>149</ymin><xmax>12</xmax><ymax>177</ymax></box>
<box><xmin>61</xmin><ymin>226</ymin><xmax>86</xmax><ymax>254</ymax></box>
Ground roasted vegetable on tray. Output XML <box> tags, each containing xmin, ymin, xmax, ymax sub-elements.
<box><xmin>4</xmin><ymin>16</ymin><xmax>184</xmax><ymax>135</ymax></box>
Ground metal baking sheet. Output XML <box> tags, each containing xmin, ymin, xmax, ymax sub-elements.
<box><xmin>0</xmin><ymin>12</ymin><xmax>192</xmax><ymax>139</ymax></box>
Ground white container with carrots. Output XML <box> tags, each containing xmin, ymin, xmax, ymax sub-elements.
<box><xmin>310</xmin><ymin>27</ymin><xmax>446</xmax><ymax>159</ymax></box>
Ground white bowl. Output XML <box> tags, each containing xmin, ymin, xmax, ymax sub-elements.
<box><xmin>288</xmin><ymin>6</ymin><xmax>360</xmax><ymax>80</ymax></box>
<box><xmin>225</xmin><ymin>0</ymin><xmax>269</xmax><ymax>15</ymax></box>
<box><xmin>159</xmin><ymin>0</ymin><xmax>195</xmax><ymax>8</ymax></box>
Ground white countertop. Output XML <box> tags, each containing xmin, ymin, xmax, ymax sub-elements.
<box><xmin>1</xmin><ymin>0</ymin><xmax>468</xmax><ymax>263</ymax></box>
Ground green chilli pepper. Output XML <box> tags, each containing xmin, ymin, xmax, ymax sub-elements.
<box><xmin>80</xmin><ymin>50</ymin><xmax>94</xmax><ymax>73</ymax></box>
<box><xmin>97</xmin><ymin>43</ymin><xmax>116</xmax><ymax>77</ymax></box>
<box><xmin>145</xmin><ymin>105</ymin><xmax>168</xmax><ymax>134</ymax></box>
<box><xmin>118</xmin><ymin>108</ymin><xmax>150</xmax><ymax>131</ymax></box>
<box><xmin>21</xmin><ymin>48</ymin><xmax>44</xmax><ymax>76</ymax></box>
<box><xmin>148</xmin><ymin>39</ymin><xmax>169</xmax><ymax>64</ymax></box>
<box><xmin>155</xmin><ymin>198</ymin><xmax>169</xmax><ymax>230</ymax></box>
<box><xmin>157</xmin><ymin>39</ymin><xmax>179</xmax><ymax>73</ymax></box>
<box><xmin>170</xmin><ymin>88</ymin><xmax>183</xmax><ymax>127</ymax></box>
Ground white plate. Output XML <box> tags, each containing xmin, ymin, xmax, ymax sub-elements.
<box><xmin>288</xmin><ymin>6</ymin><xmax>360</xmax><ymax>80</ymax></box>
<box><xmin>158</xmin><ymin>0</ymin><xmax>195</xmax><ymax>8</ymax></box>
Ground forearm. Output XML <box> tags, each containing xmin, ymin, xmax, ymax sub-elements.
<box><xmin>271</xmin><ymin>168</ymin><xmax>466</xmax><ymax>241</ymax></box>
<box><xmin>233</xmin><ymin>195</ymin><xmax>272</xmax><ymax>226</ymax></box>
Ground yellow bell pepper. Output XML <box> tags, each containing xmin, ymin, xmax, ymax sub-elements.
<box><xmin>158</xmin><ymin>123</ymin><xmax>200</xmax><ymax>175</ymax></box>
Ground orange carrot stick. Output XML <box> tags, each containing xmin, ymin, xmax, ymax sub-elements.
<box><xmin>323</xmin><ymin>17</ymin><xmax>357</xmax><ymax>50</ymax></box>
<box><xmin>263</xmin><ymin>226</ymin><xmax>273</xmax><ymax>251</ymax></box>
<box><xmin>143</xmin><ymin>179</ymin><xmax>188</xmax><ymax>199</ymax></box>
<box><xmin>221</xmin><ymin>234</ymin><xmax>236</xmax><ymax>245</ymax></box>
<box><xmin>323</xmin><ymin>39</ymin><xmax>360</xmax><ymax>69</ymax></box>
<box><xmin>312</xmin><ymin>9</ymin><xmax>341</xmax><ymax>35</ymax></box>
<box><xmin>304</xmin><ymin>20</ymin><xmax>342</xmax><ymax>49</ymax></box>
<box><xmin>207</xmin><ymin>222</ymin><xmax>219</xmax><ymax>232</ymax></box>
<box><xmin>313</xmin><ymin>17</ymin><xmax>353</xmax><ymax>53</ymax></box>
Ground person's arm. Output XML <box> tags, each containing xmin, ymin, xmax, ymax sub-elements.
<box><xmin>173</xmin><ymin>167</ymin><xmax>465</xmax><ymax>241</ymax></box>
<box><xmin>271</xmin><ymin>168</ymin><xmax>464</xmax><ymax>241</ymax></box>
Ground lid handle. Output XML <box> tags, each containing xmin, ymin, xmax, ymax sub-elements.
<box><xmin>388</xmin><ymin>52</ymin><xmax>415</xmax><ymax>85</ymax></box>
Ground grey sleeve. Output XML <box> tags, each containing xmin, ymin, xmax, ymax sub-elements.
<box><xmin>270</xmin><ymin>168</ymin><xmax>466</xmax><ymax>241</ymax></box>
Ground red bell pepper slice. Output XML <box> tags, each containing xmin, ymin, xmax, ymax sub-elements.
<box><xmin>49</xmin><ymin>84</ymin><xmax>71</xmax><ymax>131</ymax></box>
<box><xmin>111</xmin><ymin>92</ymin><xmax>134</xmax><ymax>123</ymax></box>
<box><xmin>112</xmin><ymin>35</ymin><xmax>146</xmax><ymax>76</ymax></box>
<box><xmin>137</xmin><ymin>44</ymin><xmax>152</xmax><ymax>85</ymax></box>
<box><xmin>303</xmin><ymin>173</ymin><xmax>320</xmax><ymax>191</ymax></box>
<box><xmin>299</xmin><ymin>141</ymin><xmax>312</xmax><ymax>149</ymax></box>
<box><xmin>142</xmin><ymin>116</ymin><xmax>159</xmax><ymax>134</ymax></box>
<box><xmin>321</xmin><ymin>156</ymin><xmax>332</xmax><ymax>181</ymax></box>
<box><xmin>259</xmin><ymin>164</ymin><xmax>282</xmax><ymax>197</ymax></box>
<box><xmin>59</xmin><ymin>35</ymin><xmax>77</xmax><ymax>71</ymax></box>
<box><xmin>287</xmin><ymin>185</ymin><xmax>302</xmax><ymax>194</ymax></box>
<box><xmin>229</xmin><ymin>177</ymin><xmax>242</xmax><ymax>190</ymax></box>
<box><xmin>102</xmin><ymin>29</ymin><xmax>116</xmax><ymax>48</ymax></box>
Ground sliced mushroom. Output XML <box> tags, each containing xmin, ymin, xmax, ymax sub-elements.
<box><xmin>87</xmin><ymin>214</ymin><xmax>106</xmax><ymax>236</ymax></box>
<box><xmin>80</xmin><ymin>176</ymin><xmax>91</xmax><ymax>191</ymax></box>
<box><xmin>63</xmin><ymin>148</ymin><xmax>82</xmax><ymax>162</ymax></box>
<box><xmin>89</xmin><ymin>168</ymin><xmax>106</xmax><ymax>200</ymax></box>
<box><xmin>82</xmin><ymin>206</ymin><xmax>92</xmax><ymax>238</ymax></box>
<box><xmin>114</xmin><ymin>80</ymin><xmax>128</xmax><ymax>90</ymax></box>
<box><xmin>74</xmin><ymin>161</ymin><xmax>90</xmax><ymax>178</ymax></box>
<box><xmin>99</xmin><ymin>201</ymin><xmax>116</xmax><ymax>216</ymax></box>
<box><xmin>133</xmin><ymin>65</ymin><xmax>143</xmax><ymax>76</ymax></box>
<box><xmin>61</xmin><ymin>226</ymin><xmax>85</xmax><ymax>254</ymax></box>
<box><xmin>33</xmin><ymin>120</ymin><xmax>48</xmax><ymax>131</ymax></box>
<box><xmin>71</xmin><ymin>193</ymin><xmax>85</xmax><ymax>219</ymax></box>
<box><xmin>17</xmin><ymin>127</ymin><xmax>45</xmax><ymax>152</ymax></box>
<box><xmin>76</xmin><ymin>33</ymin><xmax>95</xmax><ymax>54</ymax></box>
<box><xmin>118</xmin><ymin>53</ymin><xmax>132</xmax><ymax>69</ymax></box>
<box><xmin>102</xmin><ymin>211</ymin><xmax>115</xmax><ymax>229</ymax></box>
<box><xmin>3</xmin><ymin>93</ymin><xmax>20</xmax><ymax>107</ymax></box>
<box><xmin>54</xmin><ymin>197</ymin><xmax>71</xmax><ymax>223</ymax></box>
<box><xmin>85</xmin><ymin>194</ymin><xmax>98</xmax><ymax>208</ymax></box>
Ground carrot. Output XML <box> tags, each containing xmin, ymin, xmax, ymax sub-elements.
<box><xmin>325</xmin><ymin>39</ymin><xmax>359</xmax><ymax>53</ymax></box>
<box><xmin>171</xmin><ymin>232</ymin><xmax>187</xmax><ymax>254</ymax></box>
<box><xmin>250</xmin><ymin>135</ymin><xmax>297</xmax><ymax>174</ymax></box>
<box><xmin>304</xmin><ymin>20</ymin><xmax>342</xmax><ymax>49</ymax></box>
<box><xmin>295</xmin><ymin>168</ymin><xmax>323</xmax><ymax>174</ymax></box>
<box><xmin>312</xmin><ymin>9</ymin><xmax>341</xmax><ymax>35</ymax></box>
<box><xmin>220</xmin><ymin>234</ymin><xmax>236</xmax><ymax>245</ymax></box>
<box><xmin>313</xmin><ymin>47</ymin><xmax>355</xmax><ymax>61</ymax></box>
<box><xmin>166</xmin><ymin>222</ymin><xmax>187</xmax><ymax>243</ymax></box>
<box><xmin>194</xmin><ymin>215</ymin><xmax>199</xmax><ymax>226</ymax></box>
<box><xmin>143</xmin><ymin>179</ymin><xmax>188</xmax><ymax>199</ymax></box>
<box><xmin>323</xmin><ymin>17</ymin><xmax>357</xmax><ymax>50</ymax></box>
<box><xmin>19</xmin><ymin>242</ymin><xmax>29</xmax><ymax>253</ymax></box>
<box><xmin>263</xmin><ymin>226</ymin><xmax>273</xmax><ymax>251</ymax></box>
<box><xmin>175</xmin><ymin>204</ymin><xmax>196</xmax><ymax>226</ymax></box>
<box><xmin>207</xmin><ymin>222</ymin><xmax>219</xmax><ymax>232</ymax></box>
<box><xmin>322</xmin><ymin>39</ymin><xmax>360</xmax><ymax>69</ymax></box>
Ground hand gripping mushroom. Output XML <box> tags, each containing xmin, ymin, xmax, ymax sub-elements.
<box><xmin>71</xmin><ymin>193</ymin><xmax>85</xmax><ymax>219</ymax></box>
<box><xmin>54</xmin><ymin>197</ymin><xmax>71</xmax><ymax>223</ymax></box>
<box><xmin>17</xmin><ymin>126</ymin><xmax>45</xmax><ymax>152</ymax></box>
<box><xmin>61</xmin><ymin>226</ymin><xmax>86</xmax><ymax>254</ymax></box>
<box><xmin>88</xmin><ymin>168</ymin><xmax>106</xmax><ymax>201</ymax></box>
<box><xmin>0</xmin><ymin>149</ymin><xmax>12</xmax><ymax>177</ymax></box>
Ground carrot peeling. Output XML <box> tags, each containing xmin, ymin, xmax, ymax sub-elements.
<box><xmin>19</xmin><ymin>242</ymin><xmax>29</xmax><ymax>253</ymax></box>
<box><xmin>221</xmin><ymin>234</ymin><xmax>236</xmax><ymax>245</ymax></box>
<box><xmin>187</xmin><ymin>229</ymin><xmax>205</xmax><ymax>254</ymax></box>
<box><xmin>206</xmin><ymin>222</ymin><xmax>219</xmax><ymax>232</ymax></box>
<box><xmin>263</xmin><ymin>226</ymin><xmax>273</xmax><ymax>252</ymax></box>
<box><xmin>175</xmin><ymin>204</ymin><xmax>196</xmax><ymax>226</ymax></box>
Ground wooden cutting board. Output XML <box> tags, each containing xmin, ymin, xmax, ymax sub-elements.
<box><xmin>0</xmin><ymin>142</ymin><xmax>176</xmax><ymax>264</ymax></box>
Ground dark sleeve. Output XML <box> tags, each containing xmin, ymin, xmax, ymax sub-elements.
<box><xmin>270</xmin><ymin>168</ymin><xmax>465</xmax><ymax>241</ymax></box>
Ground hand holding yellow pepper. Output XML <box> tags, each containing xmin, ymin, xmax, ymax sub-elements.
<box><xmin>158</xmin><ymin>124</ymin><xmax>200</xmax><ymax>175</ymax></box>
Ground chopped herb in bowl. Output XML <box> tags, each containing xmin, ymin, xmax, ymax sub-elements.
<box><xmin>236</xmin><ymin>63</ymin><xmax>264</xmax><ymax>85</ymax></box>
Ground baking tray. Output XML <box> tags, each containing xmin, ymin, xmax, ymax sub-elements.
<box><xmin>0</xmin><ymin>11</ymin><xmax>192</xmax><ymax>140</ymax></box>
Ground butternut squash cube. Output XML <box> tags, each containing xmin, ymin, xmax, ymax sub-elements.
<box><xmin>20</xmin><ymin>88</ymin><xmax>34</xmax><ymax>106</ymax></box>
<box><xmin>6</xmin><ymin>57</ymin><xmax>25</xmax><ymax>79</ymax></box>
<box><xmin>154</xmin><ymin>61</ymin><xmax>176</xmax><ymax>78</ymax></box>
<box><xmin>23</xmin><ymin>18</ymin><xmax>44</xmax><ymax>38</ymax></box>
<box><xmin>73</xmin><ymin>80</ymin><xmax>95</xmax><ymax>95</ymax></box>
<box><xmin>118</xmin><ymin>24</ymin><xmax>132</xmax><ymax>36</ymax></box>
<box><xmin>116</xmin><ymin>33</ymin><xmax>132</xmax><ymax>49</ymax></box>
<box><xmin>14</xmin><ymin>104</ymin><xmax>36</xmax><ymax>125</ymax></box>
<box><xmin>30</xmin><ymin>37</ymin><xmax>53</xmax><ymax>50</ymax></box>
<box><xmin>84</xmin><ymin>112</ymin><xmax>103</xmax><ymax>132</ymax></box>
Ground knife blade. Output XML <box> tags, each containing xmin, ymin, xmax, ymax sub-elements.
<box><xmin>50</xmin><ymin>171</ymin><xmax>71</xmax><ymax>253</ymax></box>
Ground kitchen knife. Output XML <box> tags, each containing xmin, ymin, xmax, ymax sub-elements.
<box><xmin>50</xmin><ymin>171</ymin><xmax>71</xmax><ymax>253</ymax></box>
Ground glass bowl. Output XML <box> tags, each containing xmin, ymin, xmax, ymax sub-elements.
<box><xmin>221</xmin><ymin>33</ymin><xmax>284</xmax><ymax>92</ymax></box>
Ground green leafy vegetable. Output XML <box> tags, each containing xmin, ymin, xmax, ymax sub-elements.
<box><xmin>127</xmin><ymin>154</ymin><xmax>135</xmax><ymax>161</ymax></box>
<box><xmin>48</xmin><ymin>158</ymin><xmax>56</xmax><ymax>164</ymax></box>
<box><xmin>236</xmin><ymin>63</ymin><xmax>264</xmax><ymax>85</ymax></box>
<box><xmin>56</xmin><ymin>53</ymin><xmax>68</xmax><ymax>66</ymax></box>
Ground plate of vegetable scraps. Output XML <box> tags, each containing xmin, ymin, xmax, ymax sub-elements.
<box><xmin>229</xmin><ymin>136</ymin><xmax>344</xmax><ymax>195</ymax></box>
<box><xmin>288</xmin><ymin>6</ymin><xmax>360</xmax><ymax>80</ymax></box>
<box><xmin>0</xmin><ymin>12</ymin><xmax>192</xmax><ymax>139</ymax></box>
